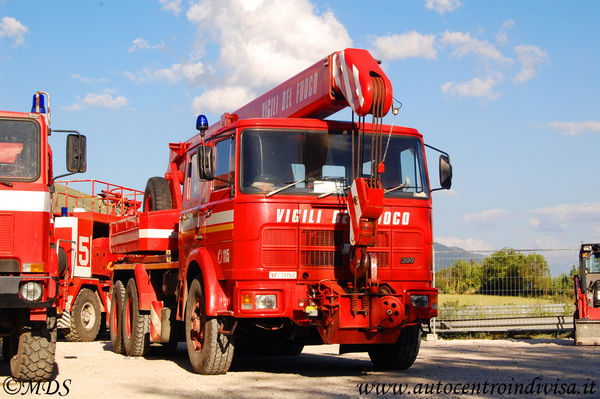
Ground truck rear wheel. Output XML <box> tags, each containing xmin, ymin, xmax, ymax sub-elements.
<box><xmin>65</xmin><ymin>288</ymin><xmax>101</xmax><ymax>342</ymax></box>
<box><xmin>185</xmin><ymin>278</ymin><xmax>233</xmax><ymax>374</ymax></box>
<box><xmin>368</xmin><ymin>325</ymin><xmax>421</xmax><ymax>370</ymax></box>
<box><xmin>110</xmin><ymin>280</ymin><xmax>125</xmax><ymax>354</ymax></box>
<box><xmin>122</xmin><ymin>278</ymin><xmax>149</xmax><ymax>357</ymax></box>
<box><xmin>143</xmin><ymin>177</ymin><xmax>172</xmax><ymax>211</ymax></box>
<box><xmin>10</xmin><ymin>317</ymin><xmax>56</xmax><ymax>381</ymax></box>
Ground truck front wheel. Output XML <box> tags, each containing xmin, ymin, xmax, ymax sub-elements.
<box><xmin>10</xmin><ymin>317</ymin><xmax>56</xmax><ymax>381</ymax></box>
<box><xmin>122</xmin><ymin>278</ymin><xmax>150</xmax><ymax>357</ymax></box>
<box><xmin>185</xmin><ymin>278</ymin><xmax>233</xmax><ymax>374</ymax></box>
<box><xmin>368</xmin><ymin>325</ymin><xmax>421</xmax><ymax>370</ymax></box>
<box><xmin>65</xmin><ymin>288</ymin><xmax>101</xmax><ymax>342</ymax></box>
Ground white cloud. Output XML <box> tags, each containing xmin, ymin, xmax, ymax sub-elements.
<box><xmin>464</xmin><ymin>202</ymin><xmax>600</xmax><ymax>234</ymax></box>
<box><xmin>424</xmin><ymin>0</ymin><xmax>462</xmax><ymax>15</ymax></box>
<box><xmin>70</xmin><ymin>73</ymin><xmax>109</xmax><ymax>84</ymax></box>
<box><xmin>125</xmin><ymin>62</ymin><xmax>207</xmax><ymax>85</ymax></box>
<box><xmin>159</xmin><ymin>0</ymin><xmax>182</xmax><ymax>16</ymax></box>
<box><xmin>0</xmin><ymin>16</ymin><xmax>29</xmax><ymax>46</ymax></box>
<box><xmin>441</xmin><ymin>31</ymin><xmax>512</xmax><ymax>64</ymax></box>
<box><xmin>513</xmin><ymin>44</ymin><xmax>548</xmax><ymax>83</ymax></box>
<box><xmin>193</xmin><ymin>86</ymin><xmax>255</xmax><ymax>114</ymax></box>
<box><xmin>548</xmin><ymin>121</ymin><xmax>600</xmax><ymax>136</ymax></box>
<box><xmin>187</xmin><ymin>0</ymin><xmax>352</xmax><ymax>88</ymax></box>
<box><xmin>372</xmin><ymin>31</ymin><xmax>437</xmax><ymax>60</ymax></box>
<box><xmin>128</xmin><ymin>38</ymin><xmax>164</xmax><ymax>53</ymax></box>
<box><xmin>436</xmin><ymin>237</ymin><xmax>491</xmax><ymax>251</ymax></box>
<box><xmin>441</xmin><ymin>77</ymin><xmax>501</xmax><ymax>100</ymax></box>
<box><xmin>495</xmin><ymin>20</ymin><xmax>514</xmax><ymax>46</ymax></box>
<box><xmin>65</xmin><ymin>93</ymin><xmax>129</xmax><ymax>111</ymax></box>
<box><xmin>530</xmin><ymin>202</ymin><xmax>600</xmax><ymax>224</ymax></box>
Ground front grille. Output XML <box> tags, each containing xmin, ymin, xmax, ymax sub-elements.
<box><xmin>0</xmin><ymin>213</ymin><xmax>14</xmax><ymax>254</ymax></box>
<box><xmin>301</xmin><ymin>250</ymin><xmax>336</xmax><ymax>267</ymax></box>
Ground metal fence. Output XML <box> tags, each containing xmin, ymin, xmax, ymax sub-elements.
<box><xmin>432</xmin><ymin>248</ymin><xmax>578</xmax><ymax>334</ymax></box>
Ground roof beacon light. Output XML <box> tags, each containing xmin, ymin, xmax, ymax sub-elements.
<box><xmin>196</xmin><ymin>114</ymin><xmax>208</xmax><ymax>134</ymax></box>
<box><xmin>31</xmin><ymin>91</ymin><xmax>51</xmax><ymax>125</ymax></box>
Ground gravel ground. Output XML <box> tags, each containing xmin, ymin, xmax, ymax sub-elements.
<box><xmin>1</xmin><ymin>338</ymin><xmax>599</xmax><ymax>399</ymax></box>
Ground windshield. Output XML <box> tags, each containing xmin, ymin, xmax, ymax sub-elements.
<box><xmin>585</xmin><ymin>253</ymin><xmax>600</xmax><ymax>273</ymax></box>
<box><xmin>240</xmin><ymin>128</ymin><xmax>429</xmax><ymax>198</ymax></box>
<box><xmin>0</xmin><ymin>119</ymin><xmax>40</xmax><ymax>181</ymax></box>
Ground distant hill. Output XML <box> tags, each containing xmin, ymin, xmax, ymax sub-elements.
<box><xmin>433</xmin><ymin>242</ymin><xmax>486</xmax><ymax>269</ymax></box>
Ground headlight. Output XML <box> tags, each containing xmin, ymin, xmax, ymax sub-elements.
<box><xmin>410</xmin><ymin>294</ymin><xmax>429</xmax><ymax>308</ymax></box>
<box><xmin>255</xmin><ymin>294</ymin><xmax>277</xmax><ymax>310</ymax></box>
<box><xmin>19</xmin><ymin>281</ymin><xmax>43</xmax><ymax>302</ymax></box>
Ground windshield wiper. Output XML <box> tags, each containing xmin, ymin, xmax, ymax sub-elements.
<box><xmin>0</xmin><ymin>180</ymin><xmax>13</xmax><ymax>187</ymax></box>
<box><xmin>317</xmin><ymin>185</ymin><xmax>350</xmax><ymax>199</ymax></box>
<box><xmin>266</xmin><ymin>177</ymin><xmax>308</xmax><ymax>198</ymax></box>
<box><xmin>384</xmin><ymin>183</ymin><xmax>408</xmax><ymax>194</ymax></box>
<box><xmin>265</xmin><ymin>171</ymin><xmax>320</xmax><ymax>198</ymax></box>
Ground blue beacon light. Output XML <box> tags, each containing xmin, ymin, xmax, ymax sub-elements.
<box><xmin>196</xmin><ymin>114</ymin><xmax>208</xmax><ymax>132</ymax></box>
<box><xmin>31</xmin><ymin>92</ymin><xmax>47</xmax><ymax>114</ymax></box>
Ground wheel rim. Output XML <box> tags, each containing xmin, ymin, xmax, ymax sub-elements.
<box><xmin>80</xmin><ymin>301</ymin><xmax>96</xmax><ymax>330</ymax></box>
<box><xmin>190</xmin><ymin>296</ymin><xmax>204</xmax><ymax>352</ymax></box>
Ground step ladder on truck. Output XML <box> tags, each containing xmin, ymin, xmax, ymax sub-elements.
<box><xmin>106</xmin><ymin>48</ymin><xmax>453</xmax><ymax>374</ymax></box>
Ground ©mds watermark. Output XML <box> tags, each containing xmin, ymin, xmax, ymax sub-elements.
<box><xmin>3</xmin><ymin>377</ymin><xmax>71</xmax><ymax>396</ymax></box>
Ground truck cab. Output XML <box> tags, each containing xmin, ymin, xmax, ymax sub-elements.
<box><xmin>0</xmin><ymin>93</ymin><xmax>86</xmax><ymax>381</ymax></box>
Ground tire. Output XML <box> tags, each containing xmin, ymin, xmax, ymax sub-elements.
<box><xmin>64</xmin><ymin>288</ymin><xmax>101</xmax><ymax>342</ymax></box>
<box><xmin>58</xmin><ymin>247</ymin><xmax>68</xmax><ymax>278</ymax></box>
<box><xmin>143</xmin><ymin>177</ymin><xmax>172</xmax><ymax>212</ymax></box>
<box><xmin>185</xmin><ymin>278</ymin><xmax>233</xmax><ymax>374</ymax></box>
<box><xmin>122</xmin><ymin>278</ymin><xmax>149</xmax><ymax>357</ymax></box>
<box><xmin>10</xmin><ymin>317</ymin><xmax>56</xmax><ymax>381</ymax></box>
<box><xmin>368</xmin><ymin>325</ymin><xmax>421</xmax><ymax>370</ymax></box>
<box><xmin>110</xmin><ymin>280</ymin><xmax>125</xmax><ymax>354</ymax></box>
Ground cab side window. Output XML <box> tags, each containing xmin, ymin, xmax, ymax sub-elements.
<box><xmin>213</xmin><ymin>137</ymin><xmax>234</xmax><ymax>191</ymax></box>
<box><xmin>187</xmin><ymin>153</ymin><xmax>201</xmax><ymax>199</ymax></box>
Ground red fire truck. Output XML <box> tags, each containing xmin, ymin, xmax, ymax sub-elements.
<box><xmin>107</xmin><ymin>48</ymin><xmax>452</xmax><ymax>374</ymax></box>
<box><xmin>53</xmin><ymin>180</ymin><xmax>142</xmax><ymax>342</ymax></box>
<box><xmin>0</xmin><ymin>92</ymin><xmax>86</xmax><ymax>380</ymax></box>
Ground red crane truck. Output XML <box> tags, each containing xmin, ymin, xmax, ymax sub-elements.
<box><xmin>0</xmin><ymin>92</ymin><xmax>86</xmax><ymax>380</ymax></box>
<box><xmin>53</xmin><ymin>180</ymin><xmax>142</xmax><ymax>342</ymax></box>
<box><xmin>107</xmin><ymin>48</ymin><xmax>453</xmax><ymax>374</ymax></box>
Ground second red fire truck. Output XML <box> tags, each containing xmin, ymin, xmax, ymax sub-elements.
<box><xmin>107</xmin><ymin>48</ymin><xmax>452</xmax><ymax>374</ymax></box>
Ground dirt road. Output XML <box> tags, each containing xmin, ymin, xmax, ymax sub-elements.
<box><xmin>1</xmin><ymin>338</ymin><xmax>599</xmax><ymax>398</ymax></box>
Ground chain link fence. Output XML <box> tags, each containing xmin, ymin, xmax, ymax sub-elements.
<box><xmin>432</xmin><ymin>248</ymin><xmax>578</xmax><ymax>334</ymax></box>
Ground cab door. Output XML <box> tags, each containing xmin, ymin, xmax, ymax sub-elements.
<box><xmin>192</xmin><ymin>133</ymin><xmax>236</xmax><ymax>277</ymax></box>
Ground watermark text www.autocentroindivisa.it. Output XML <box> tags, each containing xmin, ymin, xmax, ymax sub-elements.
<box><xmin>3</xmin><ymin>377</ymin><xmax>72</xmax><ymax>396</ymax></box>
<box><xmin>357</xmin><ymin>376</ymin><xmax>597</xmax><ymax>397</ymax></box>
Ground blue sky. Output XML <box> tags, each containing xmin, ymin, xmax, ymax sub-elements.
<box><xmin>1</xmin><ymin>0</ymin><xmax>599</xmax><ymax>263</ymax></box>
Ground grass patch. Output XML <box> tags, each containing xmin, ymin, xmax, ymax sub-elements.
<box><xmin>439</xmin><ymin>294</ymin><xmax>558</xmax><ymax>308</ymax></box>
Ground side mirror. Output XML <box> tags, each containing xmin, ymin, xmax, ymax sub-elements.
<box><xmin>66</xmin><ymin>134</ymin><xmax>86</xmax><ymax>173</ymax></box>
<box><xmin>439</xmin><ymin>154</ymin><xmax>452</xmax><ymax>190</ymax></box>
<box><xmin>197</xmin><ymin>145</ymin><xmax>214</xmax><ymax>180</ymax></box>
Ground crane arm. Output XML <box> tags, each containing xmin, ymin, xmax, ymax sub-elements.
<box><xmin>221</xmin><ymin>48</ymin><xmax>393</xmax><ymax>124</ymax></box>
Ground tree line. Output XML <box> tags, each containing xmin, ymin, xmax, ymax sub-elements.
<box><xmin>436</xmin><ymin>248</ymin><xmax>576</xmax><ymax>297</ymax></box>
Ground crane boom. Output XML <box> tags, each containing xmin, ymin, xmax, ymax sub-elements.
<box><xmin>211</xmin><ymin>48</ymin><xmax>393</xmax><ymax>134</ymax></box>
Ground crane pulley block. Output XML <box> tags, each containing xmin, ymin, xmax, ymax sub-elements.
<box><xmin>347</xmin><ymin>177</ymin><xmax>384</xmax><ymax>247</ymax></box>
